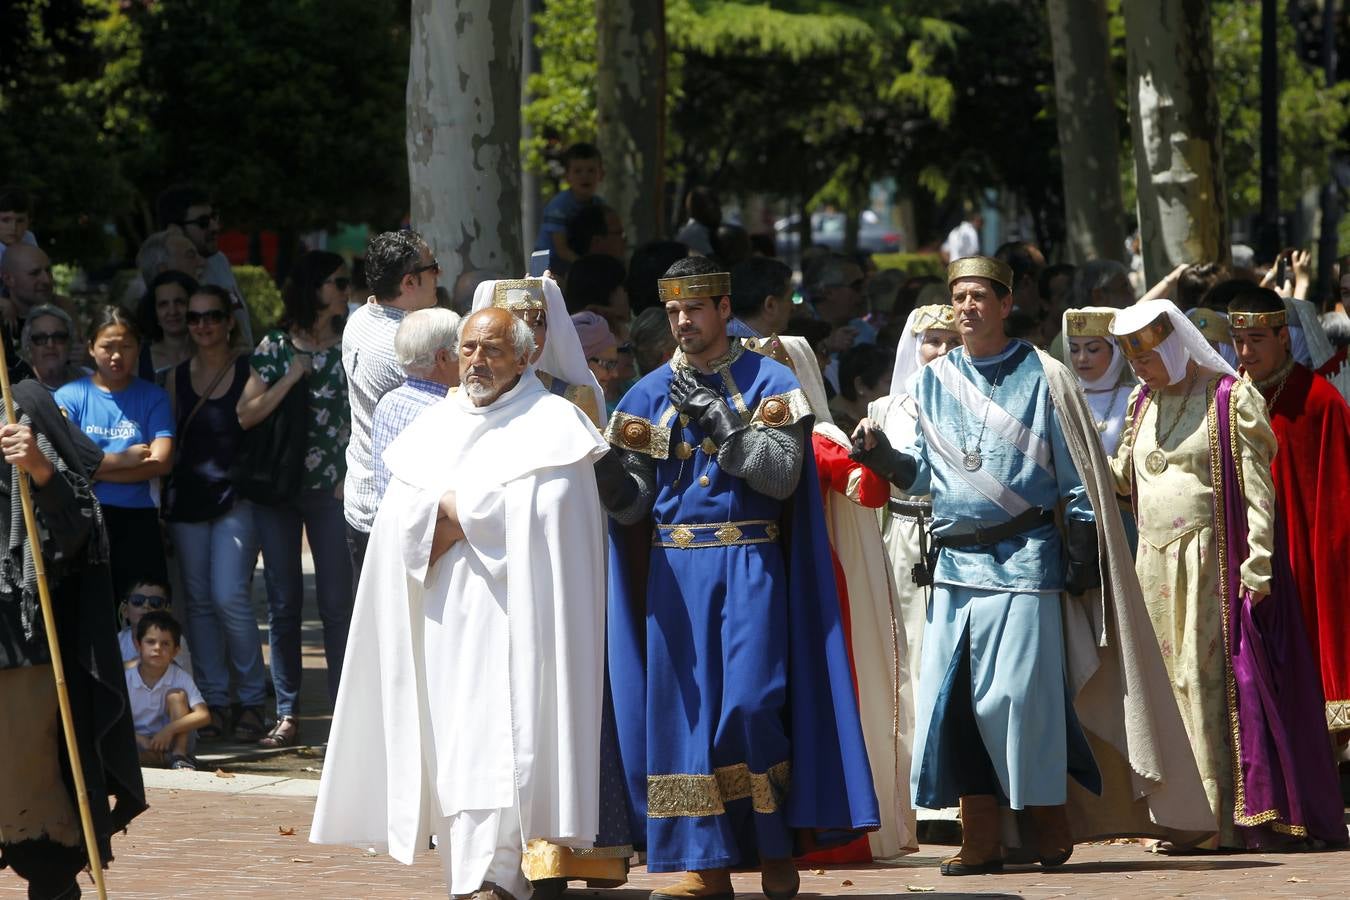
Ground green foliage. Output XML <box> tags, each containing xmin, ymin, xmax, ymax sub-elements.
<box><xmin>872</xmin><ymin>252</ymin><xmax>944</xmax><ymax>278</ymax></box>
<box><xmin>1211</xmin><ymin>1</ymin><xmax>1350</xmax><ymax>220</ymax></box>
<box><xmin>523</xmin><ymin>0</ymin><xmax>601</xmax><ymax>179</ymax></box>
<box><xmin>235</xmin><ymin>266</ymin><xmax>285</xmax><ymax>335</ymax></box>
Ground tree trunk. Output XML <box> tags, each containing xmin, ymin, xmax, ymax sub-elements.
<box><xmin>596</xmin><ymin>0</ymin><xmax>667</xmax><ymax>251</ymax></box>
<box><xmin>1123</xmin><ymin>0</ymin><xmax>1229</xmax><ymax>284</ymax></box>
<box><xmin>1046</xmin><ymin>0</ymin><xmax>1126</xmax><ymax>264</ymax></box>
<box><xmin>521</xmin><ymin>0</ymin><xmax>544</xmax><ymax>263</ymax></box>
<box><xmin>407</xmin><ymin>0</ymin><xmax>523</xmax><ymax>288</ymax></box>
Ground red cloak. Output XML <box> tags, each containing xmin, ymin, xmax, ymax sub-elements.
<box><xmin>1261</xmin><ymin>363</ymin><xmax>1350</xmax><ymax>733</ymax></box>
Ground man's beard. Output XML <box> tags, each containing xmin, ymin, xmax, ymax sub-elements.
<box><xmin>678</xmin><ymin>330</ymin><xmax>711</xmax><ymax>355</ymax></box>
<box><xmin>464</xmin><ymin>376</ymin><xmax>495</xmax><ymax>400</ymax></box>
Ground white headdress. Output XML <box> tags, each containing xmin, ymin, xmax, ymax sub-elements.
<box><xmin>1060</xmin><ymin>306</ymin><xmax>1126</xmax><ymax>391</ymax></box>
<box><xmin>1110</xmin><ymin>298</ymin><xmax>1237</xmax><ymax>384</ymax></box>
<box><xmin>471</xmin><ymin>277</ymin><xmax>604</xmax><ymax>415</ymax></box>
<box><xmin>889</xmin><ymin>304</ymin><xmax>958</xmax><ymax>396</ymax></box>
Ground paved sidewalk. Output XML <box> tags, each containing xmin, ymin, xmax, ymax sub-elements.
<box><xmin>3</xmin><ymin>785</ymin><xmax>1345</xmax><ymax>899</ymax></box>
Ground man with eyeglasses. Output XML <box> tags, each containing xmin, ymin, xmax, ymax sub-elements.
<box><xmin>342</xmin><ymin>230</ymin><xmax>441</xmax><ymax>588</ymax></box>
<box><xmin>155</xmin><ymin>184</ymin><xmax>252</xmax><ymax>345</ymax></box>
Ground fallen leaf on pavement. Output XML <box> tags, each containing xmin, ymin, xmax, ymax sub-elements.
<box><xmin>811</xmin><ymin>869</ymin><xmax>826</xmax><ymax>876</ymax></box>
<box><xmin>906</xmin><ymin>887</ymin><xmax>935</xmax><ymax>893</ymax></box>
<box><xmin>841</xmin><ymin>880</ymin><xmax>853</xmax><ymax>887</ymax></box>
<box><xmin>290</xmin><ymin>857</ymin><xmax>310</xmax><ymax>863</ymax></box>
<box><xmin>214</xmin><ymin>770</ymin><xmax>235</xmax><ymax>779</ymax></box>
<box><xmin>278</xmin><ymin>826</ymin><xmax>296</xmax><ymax>836</ymax></box>
<box><xmin>1288</xmin><ymin>876</ymin><xmax>1309</xmax><ymax>883</ymax></box>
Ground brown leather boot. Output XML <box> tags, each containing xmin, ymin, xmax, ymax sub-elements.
<box><xmin>1029</xmin><ymin>804</ymin><xmax>1073</xmax><ymax>867</ymax></box>
<box><xmin>649</xmin><ymin>868</ymin><xmax>734</xmax><ymax>900</ymax></box>
<box><xmin>760</xmin><ymin>857</ymin><xmax>800</xmax><ymax>900</ymax></box>
<box><xmin>940</xmin><ymin>794</ymin><xmax>1004</xmax><ymax>876</ymax></box>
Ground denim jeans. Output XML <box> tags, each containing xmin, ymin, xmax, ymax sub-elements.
<box><xmin>254</xmin><ymin>488</ymin><xmax>354</xmax><ymax>717</ymax></box>
<box><xmin>170</xmin><ymin>501</ymin><xmax>268</xmax><ymax>709</ymax></box>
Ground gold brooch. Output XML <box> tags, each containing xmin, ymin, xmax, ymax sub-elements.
<box><xmin>621</xmin><ymin>419</ymin><xmax>652</xmax><ymax>450</ymax></box>
<box><xmin>760</xmin><ymin>397</ymin><xmax>790</xmax><ymax>427</ymax></box>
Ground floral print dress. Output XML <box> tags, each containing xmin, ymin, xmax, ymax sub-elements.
<box><xmin>250</xmin><ymin>329</ymin><xmax>350</xmax><ymax>492</ymax></box>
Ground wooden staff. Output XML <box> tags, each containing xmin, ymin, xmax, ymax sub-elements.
<box><xmin>0</xmin><ymin>347</ymin><xmax>108</xmax><ymax>900</ymax></box>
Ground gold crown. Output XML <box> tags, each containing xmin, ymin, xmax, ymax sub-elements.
<box><xmin>492</xmin><ymin>279</ymin><xmax>546</xmax><ymax>311</ymax></box>
<box><xmin>1064</xmin><ymin>310</ymin><xmax>1116</xmax><ymax>338</ymax></box>
<box><xmin>947</xmin><ymin>256</ymin><xmax>1013</xmax><ymax>291</ymax></box>
<box><xmin>1117</xmin><ymin>312</ymin><xmax>1175</xmax><ymax>360</ymax></box>
<box><xmin>658</xmin><ymin>272</ymin><xmax>731</xmax><ymax>303</ymax></box>
<box><xmin>742</xmin><ymin>334</ymin><xmax>793</xmax><ymax>371</ymax></box>
<box><xmin>1187</xmin><ymin>307</ymin><xmax>1233</xmax><ymax>342</ymax></box>
<box><xmin>911</xmin><ymin>304</ymin><xmax>957</xmax><ymax>334</ymax></box>
<box><xmin>1228</xmin><ymin>309</ymin><xmax>1287</xmax><ymax>330</ymax></box>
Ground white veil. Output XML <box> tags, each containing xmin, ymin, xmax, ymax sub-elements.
<box><xmin>889</xmin><ymin>304</ymin><xmax>956</xmax><ymax>397</ymax></box>
<box><xmin>1285</xmin><ymin>296</ymin><xmax>1333</xmax><ymax>369</ymax></box>
<box><xmin>471</xmin><ymin>277</ymin><xmax>605</xmax><ymax>415</ymax></box>
<box><xmin>1111</xmin><ymin>298</ymin><xmax>1237</xmax><ymax>384</ymax></box>
<box><xmin>1059</xmin><ymin>306</ymin><xmax>1126</xmax><ymax>391</ymax></box>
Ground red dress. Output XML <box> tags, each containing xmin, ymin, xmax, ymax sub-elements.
<box><xmin>802</xmin><ymin>433</ymin><xmax>891</xmax><ymax>863</ymax></box>
<box><xmin>1262</xmin><ymin>364</ymin><xmax>1350</xmax><ymax>734</ymax></box>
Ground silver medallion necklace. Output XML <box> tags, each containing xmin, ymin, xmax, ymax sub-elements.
<box><xmin>958</xmin><ymin>355</ymin><xmax>1009</xmax><ymax>472</ymax></box>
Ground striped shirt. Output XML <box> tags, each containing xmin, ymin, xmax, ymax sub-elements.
<box><xmin>342</xmin><ymin>303</ymin><xmax>408</xmax><ymax>532</ymax></box>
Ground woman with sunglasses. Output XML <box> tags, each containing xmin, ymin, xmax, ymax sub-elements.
<box><xmin>55</xmin><ymin>307</ymin><xmax>175</xmax><ymax>605</ymax></box>
<box><xmin>164</xmin><ymin>284</ymin><xmax>268</xmax><ymax>742</ymax></box>
<box><xmin>137</xmin><ymin>271</ymin><xmax>198</xmax><ymax>382</ymax></box>
<box><xmin>20</xmin><ymin>304</ymin><xmax>88</xmax><ymax>391</ymax></box>
<box><xmin>237</xmin><ymin>250</ymin><xmax>352</xmax><ymax>749</ymax></box>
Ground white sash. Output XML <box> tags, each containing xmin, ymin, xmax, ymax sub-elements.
<box><xmin>917</xmin><ymin>410</ymin><xmax>1031</xmax><ymax>516</ymax></box>
<box><xmin>933</xmin><ymin>355</ymin><xmax>1052</xmax><ymax>474</ymax></box>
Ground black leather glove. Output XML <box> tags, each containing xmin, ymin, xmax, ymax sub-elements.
<box><xmin>593</xmin><ymin>448</ymin><xmax>639</xmax><ymax>514</ymax></box>
<box><xmin>848</xmin><ymin>423</ymin><xmax>916</xmax><ymax>490</ymax></box>
<box><xmin>1063</xmin><ymin>518</ymin><xmax>1101</xmax><ymax>596</ymax></box>
<box><xmin>669</xmin><ymin>369</ymin><xmax>746</xmax><ymax>446</ymax></box>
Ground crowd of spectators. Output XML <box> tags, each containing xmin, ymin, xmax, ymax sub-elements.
<box><xmin>3</xmin><ymin>155</ymin><xmax>1348</xmax><ymax>770</ymax></box>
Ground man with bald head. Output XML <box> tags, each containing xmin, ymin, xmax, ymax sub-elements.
<box><xmin>314</xmin><ymin>305</ymin><xmax>613</xmax><ymax>900</ymax></box>
<box><xmin>0</xmin><ymin>244</ymin><xmax>84</xmax><ymax>379</ymax></box>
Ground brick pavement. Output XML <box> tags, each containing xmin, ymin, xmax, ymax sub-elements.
<box><xmin>1</xmin><ymin>786</ymin><xmax>1345</xmax><ymax>899</ymax></box>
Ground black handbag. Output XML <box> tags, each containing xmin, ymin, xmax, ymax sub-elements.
<box><xmin>231</xmin><ymin>375</ymin><xmax>309</xmax><ymax>506</ymax></box>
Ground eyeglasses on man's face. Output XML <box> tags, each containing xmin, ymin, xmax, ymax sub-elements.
<box><xmin>180</xmin><ymin>211</ymin><xmax>220</xmax><ymax>230</ymax></box>
<box><xmin>325</xmin><ymin>275</ymin><xmax>351</xmax><ymax>291</ymax></box>
<box><xmin>588</xmin><ymin>356</ymin><xmax>620</xmax><ymax>372</ymax></box>
<box><xmin>408</xmin><ymin>258</ymin><xmax>441</xmax><ymax>279</ymax></box>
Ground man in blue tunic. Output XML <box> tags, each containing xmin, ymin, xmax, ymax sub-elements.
<box><xmin>854</xmin><ymin>256</ymin><xmax>1101</xmax><ymax>874</ymax></box>
<box><xmin>598</xmin><ymin>257</ymin><xmax>878</xmax><ymax>900</ymax></box>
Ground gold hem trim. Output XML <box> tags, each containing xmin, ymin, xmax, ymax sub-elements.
<box><xmin>647</xmin><ymin>760</ymin><xmax>790</xmax><ymax>819</ymax></box>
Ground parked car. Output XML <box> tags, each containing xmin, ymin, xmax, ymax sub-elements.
<box><xmin>773</xmin><ymin>210</ymin><xmax>901</xmax><ymax>263</ymax></box>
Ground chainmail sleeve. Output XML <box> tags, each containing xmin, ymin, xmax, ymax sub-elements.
<box><xmin>716</xmin><ymin>421</ymin><xmax>805</xmax><ymax>500</ymax></box>
<box><xmin>608</xmin><ymin>449</ymin><xmax>658</xmax><ymax>525</ymax></box>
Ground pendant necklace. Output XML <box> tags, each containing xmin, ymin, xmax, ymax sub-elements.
<box><xmin>1089</xmin><ymin>381</ymin><xmax>1125</xmax><ymax>434</ymax></box>
<box><xmin>958</xmin><ymin>356</ymin><xmax>1009</xmax><ymax>472</ymax></box>
<box><xmin>1259</xmin><ymin>361</ymin><xmax>1293</xmax><ymax>412</ymax></box>
<box><xmin>1145</xmin><ymin>370</ymin><xmax>1197</xmax><ymax>476</ymax></box>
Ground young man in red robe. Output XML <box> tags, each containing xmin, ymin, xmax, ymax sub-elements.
<box><xmin>1229</xmin><ymin>286</ymin><xmax>1350</xmax><ymax>740</ymax></box>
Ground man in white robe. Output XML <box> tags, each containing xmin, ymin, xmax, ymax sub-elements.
<box><xmin>311</xmin><ymin>307</ymin><xmax>611</xmax><ymax>900</ymax></box>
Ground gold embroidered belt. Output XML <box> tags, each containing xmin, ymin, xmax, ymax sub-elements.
<box><xmin>647</xmin><ymin>760</ymin><xmax>791</xmax><ymax>818</ymax></box>
<box><xmin>652</xmin><ymin>519</ymin><xmax>780</xmax><ymax>549</ymax></box>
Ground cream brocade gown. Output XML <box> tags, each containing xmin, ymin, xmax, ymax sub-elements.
<box><xmin>1110</xmin><ymin>374</ymin><xmax>1277</xmax><ymax>848</ymax></box>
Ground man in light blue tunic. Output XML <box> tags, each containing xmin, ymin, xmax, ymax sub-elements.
<box><xmin>852</xmin><ymin>256</ymin><xmax>1102</xmax><ymax>875</ymax></box>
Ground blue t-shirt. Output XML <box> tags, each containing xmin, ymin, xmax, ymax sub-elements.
<box><xmin>533</xmin><ymin>189</ymin><xmax>600</xmax><ymax>274</ymax></box>
<box><xmin>55</xmin><ymin>376</ymin><xmax>174</xmax><ymax>509</ymax></box>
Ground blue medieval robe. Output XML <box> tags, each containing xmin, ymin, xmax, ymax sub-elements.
<box><xmin>902</xmin><ymin>339</ymin><xmax>1101</xmax><ymax>810</ymax></box>
<box><xmin>605</xmin><ymin>342</ymin><xmax>879</xmax><ymax>872</ymax></box>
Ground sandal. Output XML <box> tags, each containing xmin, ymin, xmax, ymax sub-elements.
<box><xmin>259</xmin><ymin>715</ymin><xmax>299</xmax><ymax>749</ymax></box>
<box><xmin>198</xmin><ymin>706</ymin><xmax>229</xmax><ymax>742</ymax></box>
<box><xmin>233</xmin><ymin>705</ymin><xmax>267</xmax><ymax>742</ymax></box>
